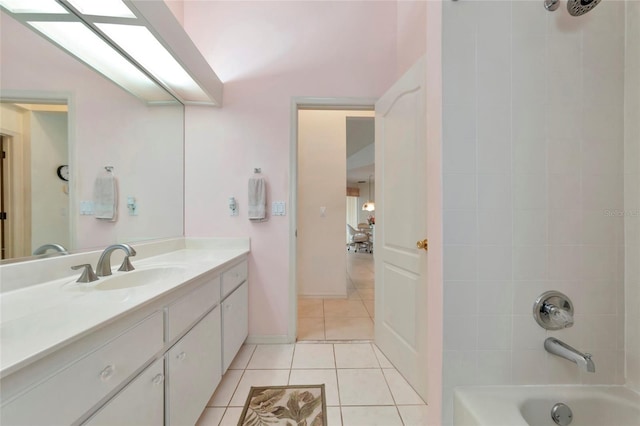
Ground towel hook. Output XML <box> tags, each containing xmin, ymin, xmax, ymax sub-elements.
<box><xmin>254</xmin><ymin>168</ymin><xmax>261</xmax><ymax>174</ymax></box>
<box><xmin>105</xmin><ymin>166</ymin><xmax>114</xmax><ymax>173</ymax></box>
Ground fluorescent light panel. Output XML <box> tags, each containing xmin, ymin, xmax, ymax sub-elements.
<box><xmin>0</xmin><ymin>0</ymin><xmax>67</xmax><ymax>14</ymax></box>
<box><xmin>65</xmin><ymin>0</ymin><xmax>136</xmax><ymax>18</ymax></box>
<box><xmin>97</xmin><ymin>24</ymin><xmax>210</xmax><ymax>102</ymax></box>
<box><xmin>27</xmin><ymin>21</ymin><xmax>175</xmax><ymax>102</ymax></box>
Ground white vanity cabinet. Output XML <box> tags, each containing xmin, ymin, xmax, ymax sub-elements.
<box><xmin>84</xmin><ymin>357</ymin><xmax>165</xmax><ymax>426</ymax></box>
<box><xmin>0</xmin><ymin>252</ymin><xmax>249</xmax><ymax>426</ymax></box>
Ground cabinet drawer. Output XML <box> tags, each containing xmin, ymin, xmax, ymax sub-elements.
<box><xmin>221</xmin><ymin>260</ymin><xmax>247</xmax><ymax>298</ymax></box>
<box><xmin>1</xmin><ymin>312</ymin><xmax>163</xmax><ymax>425</ymax></box>
<box><xmin>166</xmin><ymin>276</ymin><xmax>220</xmax><ymax>342</ymax></box>
<box><xmin>84</xmin><ymin>357</ymin><xmax>164</xmax><ymax>426</ymax></box>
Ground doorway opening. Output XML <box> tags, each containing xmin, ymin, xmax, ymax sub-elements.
<box><xmin>290</xmin><ymin>98</ymin><xmax>376</xmax><ymax>342</ymax></box>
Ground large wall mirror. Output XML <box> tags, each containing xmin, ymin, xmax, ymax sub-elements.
<box><xmin>0</xmin><ymin>10</ymin><xmax>184</xmax><ymax>263</ymax></box>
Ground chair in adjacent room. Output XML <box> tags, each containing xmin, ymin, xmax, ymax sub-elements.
<box><xmin>346</xmin><ymin>224</ymin><xmax>371</xmax><ymax>253</ymax></box>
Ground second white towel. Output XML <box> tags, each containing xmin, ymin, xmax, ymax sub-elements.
<box><xmin>248</xmin><ymin>177</ymin><xmax>266</xmax><ymax>221</ymax></box>
<box><xmin>93</xmin><ymin>171</ymin><xmax>118</xmax><ymax>221</ymax></box>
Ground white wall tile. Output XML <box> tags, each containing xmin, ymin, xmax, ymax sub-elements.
<box><xmin>580</xmin><ymin>245</ymin><xmax>618</xmax><ymax>282</ymax></box>
<box><xmin>477</xmin><ymin>280</ymin><xmax>512</xmax><ymax>315</ymax></box>
<box><xmin>477</xmin><ymin>315</ymin><xmax>512</xmax><ymax>350</ymax></box>
<box><xmin>443</xmin><ymin>350</ymin><xmax>478</xmax><ymax>387</ymax></box>
<box><xmin>478</xmin><ymin>173</ymin><xmax>511</xmax><ymax>210</ymax></box>
<box><xmin>548</xmin><ymin>173</ymin><xmax>581</xmax><ymax>211</ymax></box>
<box><xmin>444</xmin><ymin>210</ymin><xmax>477</xmax><ymax>245</ymax></box>
<box><xmin>443</xmin><ymin>30</ymin><xmax>476</xmax><ymax>110</ymax></box>
<box><xmin>514</xmin><ymin>209</ymin><xmax>547</xmax><ymax>246</ymax></box>
<box><xmin>583</xmin><ymin>173</ymin><xmax>624</xmax><ymax>211</ymax></box>
<box><xmin>581</xmin><ymin>102</ymin><xmax>624</xmax><ymax>149</ymax></box>
<box><xmin>548</xmin><ymin>139</ymin><xmax>581</xmax><ymax>175</ymax></box>
<box><xmin>444</xmin><ymin>315</ymin><xmax>478</xmax><ymax>351</ymax></box>
<box><xmin>512</xmin><ymin>349</ymin><xmax>548</xmax><ymax>384</ymax></box>
<box><xmin>548</xmin><ymin>245</ymin><xmax>581</xmax><ymax>281</ymax></box>
<box><xmin>443</xmin><ymin>137</ymin><xmax>476</xmax><ymax>174</ymax></box>
<box><xmin>476</xmin><ymin>350</ymin><xmax>512</xmax><ymax>384</ymax></box>
<box><xmin>512</xmin><ymin>34</ymin><xmax>547</xmax><ymax>108</ymax></box>
<box><xmin>582</xmin><ymin>210</ymin><xmax>622</xmax><ymax>245</ymax></box>
<box><xmin>547</xmin><ymin>102</ymin><xmax>583</xmax><ymax>141</ymax></box>
<box><xmin>477</xmin><ymin>245</ymin><xmax>512</xmax><ymax>281</ymax></box>
<box><xmin>445</xmin><ymin>282</ymin><xmax>477</xmax><ymax>315</ymax></box>
<box><xmin>444</xmin><ymin>245</ymin><xmax>477</xmax><ymax>281</ymax></box>
<box><xmin>514</xmin><ymin>245</ymin><xmax>548</xmax><ymax>281</ymax></box>
<box><xmin>548</xmin><ymin>209</ymin><xmax>583</xmax><ymax>245</ymax></box>
<box><xmin>478</xmin><ymin>209</ymin><xmax>512</xmax><ymax>245</ymax></box>
<box><xmin>513</xmin><ymin>137</ymin><xmax>545</xmax><ymax>175</ymax></box>
<box><xmin>513</xmin><ymin>173</ymin><xmax>547</xmax><ymax>210</ymax></box>
<box><xmin>444</xmin><ymin>174</ymin><xmax>477</xmax><ymax>210</ymax></box>
<box><xmin>512</xmin><ymin>103</ymin><xmax>546</xmax><ymax>146</ymax></box>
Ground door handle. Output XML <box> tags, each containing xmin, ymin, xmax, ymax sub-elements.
<box><xmin>416</xmin><ymin>239</ymin><xmax>428</xmax><ymax>251</ymax></box>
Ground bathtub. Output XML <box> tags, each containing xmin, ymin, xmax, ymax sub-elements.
<box><xmin>453</xmin><ymin>385</ymin><xmax>640</xmax><ymax>426</ymax></box>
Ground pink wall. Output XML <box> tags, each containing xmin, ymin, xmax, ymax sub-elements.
<box><xmin>396</xmin><ymin>0</ymin><xmax>427</xmax><ymax>78</ymax></box>
<box><xmin>183</xmin><ymin>1</ymin><xmax>397</xmax><ymax>338</ymax></box>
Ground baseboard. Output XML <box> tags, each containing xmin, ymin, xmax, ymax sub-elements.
<box><xmin>246</xmin><ymin>334</ymin><xmax>294</xmax><ymax>345</ymax></box>
<box><xmin>297</xmin><ymin>293</ymin><xmax>347</xmax><ymax>299</ymax></box>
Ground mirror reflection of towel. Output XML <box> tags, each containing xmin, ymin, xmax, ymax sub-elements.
<box><xmin>94</xmin><ymin>172</ymin><xmax>118</xmax><ymax>222</ymax></box>
<box><xmin>248</xmin><ymin>177</ymin><xmax>266</xmax><ymax>221</ymax></box>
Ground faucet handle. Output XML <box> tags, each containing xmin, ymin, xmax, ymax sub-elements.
<box><xmin>71</xmin><ymin>264</ymin><xmax>99</xmax><ymax>283</ymax></box>
<box><xmin>545</xmin><ymin>303</ymin><xmax>574</xmax><ymax>328</ymax></box>
<box><xmin>118</xmin><ymin>256</ymin><xmax>135</xmax><ymax>272</ymax></box>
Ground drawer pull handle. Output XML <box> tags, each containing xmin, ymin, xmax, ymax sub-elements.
<box><xmin>100</xmin><ymin>365</ymin><xmax>116</xmax><ymax>381</ymax></box>
<box><xmin>152</xmin><ymin>374</ymin><xmax>165</xmax><ymax>385</ymax></box>
<box><xmin>176</xmin><ymin>351</ymin><xmax>187</xmax><ymax>361</ymax></box>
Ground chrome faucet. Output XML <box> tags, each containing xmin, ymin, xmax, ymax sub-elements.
<box><xmin>545</xmin><ymin>337</ymin><xmax>595</xmax><ymax>373</ymax></box>
<box><xmin>33</xmin><ymin>243</ymin><xmax>68</xmax><ymax>255</ymax></box>
<box><xmin>95</xmin><ymin>244</ymin><xmax>137</xmax><ymax>277</ymax></box>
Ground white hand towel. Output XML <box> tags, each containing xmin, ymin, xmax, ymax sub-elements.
<box><xmin>248</xmin><ymin>177</ymin><xmax>266</xmax><ymax>221</ymax></box>
<box><xmin>93</xmin><ymin>171</ymin><xmax>118</xmax><ymax>221</ymax></box>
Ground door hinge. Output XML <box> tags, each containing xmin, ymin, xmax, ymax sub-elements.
<box><xmin>0</xmin><ymin>212</ymin><xmax>6</xmax><ymax>220</ymax></box>
<box><xmin>1</xmin><ymin>151</ymin><xmax>6</xmax><ymax>159</ymax></box>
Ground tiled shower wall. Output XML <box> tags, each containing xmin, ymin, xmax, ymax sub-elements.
<box><xmin>625</xmin><ymin>0</ymin><xmax>640</xmax><ymax>393</ymax></box>
<box><xmin>441</xmin><ymin>1</ymin><xmax>625</xmax><ymax>423</ymax></box>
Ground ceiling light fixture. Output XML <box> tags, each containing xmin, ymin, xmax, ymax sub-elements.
<box><xmin>362</xmin><ymin>174</ymin><xmax>375</xmax><ymax>212</ymax></box>
<box><xmin>0</xmin><ymin>0</ymin><xmax>223</xmax><ymax>106</ymax></box>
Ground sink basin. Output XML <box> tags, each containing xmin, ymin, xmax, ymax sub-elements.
<box><xmin>93</xmin><ymin>266</ymin><xmax>187</xmax><ymax>291</ymax></box>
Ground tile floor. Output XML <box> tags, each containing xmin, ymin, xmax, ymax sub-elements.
<box><xmin>298</xmin><ymin>252</ymin><xmax>375</xmax><ymax>341</ymax></box>
<box><xmin>196</xmin><ymin>342</ymin><xmax>428</xmax><ymax>426</ymax></box>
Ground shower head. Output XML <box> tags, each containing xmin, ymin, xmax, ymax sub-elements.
<box><xmin>566</xmin><ymin>0</ymin><xmax>601</xmax><ymax>16</ymax></box>
<box><xmin>544</xmin><ymin>0</ymin><xmax>602</xmax><ymax>16</ymax></box>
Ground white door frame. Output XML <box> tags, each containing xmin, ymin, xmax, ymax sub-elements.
<box><xmin>288</xmin><ymin>96</ymin><xmax>377</xmax><ymax>342</ymax></box>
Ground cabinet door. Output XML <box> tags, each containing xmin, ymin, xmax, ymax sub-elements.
<box><xmin>84</xmin><ymin>358</ymin><xmax>164</xmax><ymax>426</ymax></box>
<box><xmin>222</xmin><ymin>281</ymin><xmax>248</xmax><ymax>373</ymax></box>
<box><xmin>167</xmin><ymin>306</ymin><xmax>221</xmax><ymax>426</ymax></box>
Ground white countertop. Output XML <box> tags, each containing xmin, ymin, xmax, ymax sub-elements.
<box><xmin>0</xmin><ymin>240</ymin><xmax>249</xmax><ymax>378</ymax></box>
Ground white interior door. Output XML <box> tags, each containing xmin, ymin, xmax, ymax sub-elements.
<box><xmin>374</xmin><ymin>56</ymin><xmax>428</xmax><ymax>400</ymax></box>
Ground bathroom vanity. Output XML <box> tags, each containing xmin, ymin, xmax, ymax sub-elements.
<box><xmin>0</xmin><ymin>238</ymin><xmax>249</xmax><ymax>425</ymax></box>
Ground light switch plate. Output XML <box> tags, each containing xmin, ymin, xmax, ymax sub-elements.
<box><xmin>272</xmin><ymin>201</ymin><xmax>286</xmax><ymax>216</ymax></box>
<box><xmin>80</xmin><ymin>201</ymin><xmax>94</xmax><ymax>215</ymax></box>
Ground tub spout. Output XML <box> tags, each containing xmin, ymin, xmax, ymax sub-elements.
<box><xmin>544</xmin><ymin>337</ymin><xmax>595</xmax><ymax>373</ymax></box>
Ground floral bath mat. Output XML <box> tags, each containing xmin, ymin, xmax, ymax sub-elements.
<box><xmin>237</xmin><ymin>384</ymin><xmax>327</xmax><ymax>426</ymax></box>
